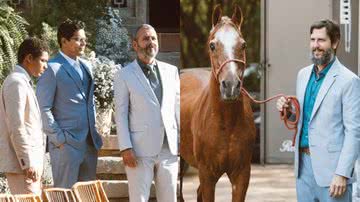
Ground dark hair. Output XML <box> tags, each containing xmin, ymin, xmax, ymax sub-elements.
<box><xmin>57</xmin><ymin>19</ymin><xmax>85</xmax><ymax>47</ymax></box>
<box><xmin>17</xmin><ymin>37</ymin><xmax>49</xmax><ymax>64</ymax></box>
<box><xmin>310</xmin><ymin>19</ymin><xmax>340</xmax><ymax>46</ymax></box>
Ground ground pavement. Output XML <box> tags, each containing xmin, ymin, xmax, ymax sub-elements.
<box><xmin>182</xmin><ymin>164</ymin><xmax>297</xmax><ymax>202</ymax></box>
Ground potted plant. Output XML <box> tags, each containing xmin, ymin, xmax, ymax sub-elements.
<box><xmin>89</xmin><ymin>52</ymin><xmax>121</xmax><ymax>136</ymax></box>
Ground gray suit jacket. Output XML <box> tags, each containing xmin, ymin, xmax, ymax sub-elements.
<box><xmin>114</xmin><ymin>60</ymin><xmax>180</xmax><ymax>157</ymax></box>
<box><xmin>295</xmin><ymin>58</ymin><xmax>360</xmax><ymax>187</ymax></box>
<box><xmin>0</xmin><ymin>65</ymin><xmax>45</xmax><ymax>173</ymax></box>
<box><xmin>36</xmin><ymin>53</ymin><xmax>103</xmax><ymax>151</ymax></box>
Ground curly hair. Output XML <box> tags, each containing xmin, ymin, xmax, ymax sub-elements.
<box><xmin>17</xmin><ymin>37</ymin><xmax>49</xmax><ymax>64</ymax></box>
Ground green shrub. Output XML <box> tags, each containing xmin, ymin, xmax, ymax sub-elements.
<box><xmin>0</xmin><ymin>2</ymin><xmax>28</xmax><ymax>85</ymax></box>
<box><xmin>95</xmin><ymin>7</ymin><xmax>130</xmax><ymax>66</ymax></box>
<box><xmin>40</xmin><ymin>22</ymin><xmax>58</xmax><ymax>57</ymax></box>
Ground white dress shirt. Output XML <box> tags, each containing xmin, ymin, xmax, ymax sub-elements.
<box><xmin>59</xmin><ymin>51</ymin><xmax>83</xmax><ymax>80</ymax></box>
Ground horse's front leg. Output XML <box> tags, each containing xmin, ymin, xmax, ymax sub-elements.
<box><xmin>228</xmin><ymin>164</ymin><xmax>251</xmax><ymax>202</ymax></box>
<box><xmin>196</xmin><ymin>184</ymin><xmax>202</xmax><ymax>202</ymax></box>
<box><xmin>198</xmin><ymin>167</ymin><xmax>220</xmax><ymax>202</ymax></box>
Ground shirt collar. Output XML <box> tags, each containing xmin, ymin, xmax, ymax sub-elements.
<box><xmin>15</xmin><ymin>64</ymin><xmax>31</xmax><ymax>83</ymax></box>
<box><xmin>60</xmin><ymin>50</ymin><xmax>79</xmax><ymax>67</ymax></box>
<box><xmin>137</xmin><ymin>58</ymin><xmax>156</xmax><ymax>71</ymax></box>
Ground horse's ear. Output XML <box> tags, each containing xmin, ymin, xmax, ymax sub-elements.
<box><xmin>212</xmin><ymin>4</ymin><xmax>222</xmax><ymax>28</ymax></box>
<box><xmin>231</xmin><ymin>5</ymin><xmax>243</xmax><ymax>29</ymax></box>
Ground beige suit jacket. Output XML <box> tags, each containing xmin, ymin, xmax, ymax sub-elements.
<box><xmin>0</xmin><ymin>65</ymin><xmax>45</xmax><ymax>173</ymax></box>
<box><xmin>114</xmin><ymin>60</ymin><xmax>180</xmax><ymax>157</ymax></box>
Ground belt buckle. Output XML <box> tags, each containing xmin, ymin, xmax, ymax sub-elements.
<box><xmin>300</xmin><ymin>147</ymin><xmax>310</xmax><ymax>155</ymax></box>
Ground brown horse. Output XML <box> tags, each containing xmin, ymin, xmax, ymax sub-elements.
<box><xmin>180</xmin><ymin>5</ymin><xmax>256</xmax><ymax>202</ymax></box>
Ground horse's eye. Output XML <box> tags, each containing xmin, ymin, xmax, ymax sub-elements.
<box><xmin>209</xmin><ymin>42</ymin><xmax>216</xmax><ymax>51</ymax></box>
<box><xmin>241</xmin><ymin>42</ymin><xmax>247</xmax><ymax>49</ymax></box>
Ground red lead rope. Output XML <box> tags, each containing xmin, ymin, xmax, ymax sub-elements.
<box><xmin>241</xmin><ymin>88</ymin><xmax>300</xmax><ymax>146</ymax></box>
<box><xmin>215</xmin><ymin>58</ymin><xmax>301</xmax><ymax>146</ymax></box>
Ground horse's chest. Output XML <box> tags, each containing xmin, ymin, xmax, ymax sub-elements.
<box><xmin>195</xmin><ymin>129</ymin><xmax>251</xmax><ymax>162</ymax></box>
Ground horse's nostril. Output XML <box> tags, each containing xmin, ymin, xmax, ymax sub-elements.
<box><xmin>221</xmin><ymin>80</ymin><xmax>227</xmax><ymax>88</ymax></box>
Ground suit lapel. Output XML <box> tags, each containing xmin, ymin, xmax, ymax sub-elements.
<box><xmin>79</xmin><ymin>60</ymin><xmax>93</xmax><ymax>80</ymax></box>
<box><xmin>57</xmin><ymin>54</ymin><xmax>87</xmax><ymax>100</ymax></box>
<box><xmin>309</xmin><ymin>60</ymin><xmax>339</xmax><ymax>122</ymax></box>
<box><xmin>157</xmin><ymin>61</ymin><xmax>167</xmax><ymax>107</ymax></box>
<box><xmin>298</xmin><ymin>66</ymin><xmax>312</xmax><ymax>111</ymax></box>
<box><xmin>131</xmin><ymin>60</ymin><xmax>159</xmax><ymax>105</ymax></box>
<box><xmin>14</xmin><ymin>66</ymin><xmax>41</xmax><ymax>119</ymax></box>
<box><xmin>79</xmin><ymin>60</ymin><xmax>94</xmax><ymax>102</ymax></box>
<box><xmin>29</xmin><ymin>86</ymin><xmax>41</xmax><ymax>119</ymax></box>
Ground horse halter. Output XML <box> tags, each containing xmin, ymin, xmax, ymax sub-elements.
<box><xmin>212</xmin><ymin>54</ymin><xmax>247</xmax><ymax>83</ymax></box>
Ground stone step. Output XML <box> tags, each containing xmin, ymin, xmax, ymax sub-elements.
<box><xmin>97</xmin><ymin>157</ymin><xmax>124</xmax><ymax>174</ymax></box>
<box><xmin>96</xmin><ymin>156</ymin><xmax>182</xmax><ymax>179</ymax></box>
<box><xmin>97</xmin><ymin>156</ymin><xmax>182</xmax><ymax>175</ymax></box>
<box><xmin>97</xmin><ymin>156</ymin><xmax>126</xmax><ymax>180</ymax></box>
<box><xmin>101</xmin><ymin>135</ymin><xmax>119</xmax><ymax>150</ymax></box>
<box><xmin>102</xmin><ymin>180</ymin><xmax>157</xmax><ymax>201</ymax></box>
<box><xmin>102</xmin><ymin>180</ymin><xmax>181</xmax><ymax>201</ymax></box>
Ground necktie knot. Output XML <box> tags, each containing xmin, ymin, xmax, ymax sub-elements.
<box><xmin>147</xmin><ymin>65</ymin><xmax>158</xmax><ymax>84</ymax></box>
<box><xmin>145</xmin><ymin>64</ymin><xmax>154</xmax><ymax>75</ymax></box>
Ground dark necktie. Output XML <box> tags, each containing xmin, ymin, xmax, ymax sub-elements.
<box><xmin>146</xmin><ymin>64</ymin><xmax>161</xmax><ymax>103</ymax></box>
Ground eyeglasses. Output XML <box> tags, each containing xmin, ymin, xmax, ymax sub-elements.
<box><xmin>70</xmin><ymin>37</ymin><xmax>87</xmax><ymax>43</ymax></box>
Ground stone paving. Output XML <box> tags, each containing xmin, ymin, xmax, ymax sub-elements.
<box><xmin>182</xmin><ymin>164</ymin><xmax>297</xmax><ymax>202</ymax></box>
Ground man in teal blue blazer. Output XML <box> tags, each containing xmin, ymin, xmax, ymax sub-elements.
<box><xmin>277</xmin><ymin>19</ymin><xmax>360</xmax><ymax>202</ymax></box>
<box><xmin>36</xmin><ymin>19</ymin><xmax>103</xmax><ymax>188</ymax></box>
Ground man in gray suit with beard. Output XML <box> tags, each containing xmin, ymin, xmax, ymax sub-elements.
<box><xmin>114</xmin><ymin>24</ymin><xmax>180</xmax><ymax>202</ymax></box>
<box><xmin>36</xmin><ymin>19</ymin><xmax>103</xmax><ymax>188</ymax></box>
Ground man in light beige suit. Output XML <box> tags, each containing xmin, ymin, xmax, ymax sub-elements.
<box><xmin>0</xmin><ymin>38</ymin><xmax>49</xmax><ymax>194</ymax></box>
<box><xmin>114</xmin><ymin>24</ymin><xmax>180</xmax><ymax>202</ymax></box>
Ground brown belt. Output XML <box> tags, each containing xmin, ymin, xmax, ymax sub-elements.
<box><xmin>299</xmin><ymin>147</ymin><xmax>310</xmax><ymax>155</ymax></box>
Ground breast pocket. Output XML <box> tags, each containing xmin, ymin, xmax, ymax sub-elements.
<box><xmin>327</xmin><ymin>143</ymin><xmax>343</xmax><ymax>153</ymax></box>
<box><xmin>130</xmin><ymin>124</ymin><xmax>147</xmax><ymax>141</ymax></box>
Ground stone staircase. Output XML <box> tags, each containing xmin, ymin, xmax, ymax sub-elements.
<box><xmin>97</xmin><ymin>135</ymin><xmax>180</xmax><ymax>201</ymax></box>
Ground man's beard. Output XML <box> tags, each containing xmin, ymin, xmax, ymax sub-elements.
<box><xmin>138</xmin><ymin>44</ymin><xmax>158</xmax><ymax>59</ymax></box>
<box><xmin>310</xmin><ymin>48</ymin><xmax>334</xmax><ymax>66</ymax></box>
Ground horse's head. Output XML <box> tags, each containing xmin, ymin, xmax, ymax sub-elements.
<box><xmin>209</xmin><ymin>5</ymin><xmax>246</xmax><ymax>101</ymax></box>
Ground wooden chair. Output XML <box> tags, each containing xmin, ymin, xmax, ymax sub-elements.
<box><xmin>0</xmin><ymin>194</ymin><xmax>15</xmax><ymax>202</ymax></box>
<box><xmin>72</xmin><ymin>180</ymin><xmax>109</xmax><ymax>202</ymax></box>
<box><xmin>43</xmin><ymin>188</ymin><xmax>76</xmax><ymax>202</ymax></box>
<box><xmin>13</xmin><ymin>194</ymin><xmax>41</xmax><ymax>202</ymax></box>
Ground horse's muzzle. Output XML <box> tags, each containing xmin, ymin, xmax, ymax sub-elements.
<box><xmin>220</xmin><ymin>79</ymin><xmax>242</xmax><ymax>101</ymax></box>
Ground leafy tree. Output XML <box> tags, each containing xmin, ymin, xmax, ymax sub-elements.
<box><xmin>181</xmin><ymin>0</ymin><xmax>260</xmax><ymax>68</ymax></box>
<box><xmin>95</xmin><ymin>7</ymin><xmax>130</xmax><ymax>65</ymax></box>
<box><xmin>181</xmin><ymin>0</ymin><xmax>260</xmax><ymax>91</ymax></box>
<box><xmin>40</xmin><ymin>22</ymin><xmax>58</xmax><ymax>56</ymax></box>
<box><xmin>0</xmin><ymin>1</ymin><xmax>28</xmax><ymax>85</ymax></box>
<box><xmin>15</xmin><ymin>0</ymin><xmax>108</xmax><ymax>50</ymax></box>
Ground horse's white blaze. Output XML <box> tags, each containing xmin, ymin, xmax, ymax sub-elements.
<box><xmin>215</xmin><ymin>27</ymin><xmax>238</xmax><ymax>75</ymax></box>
